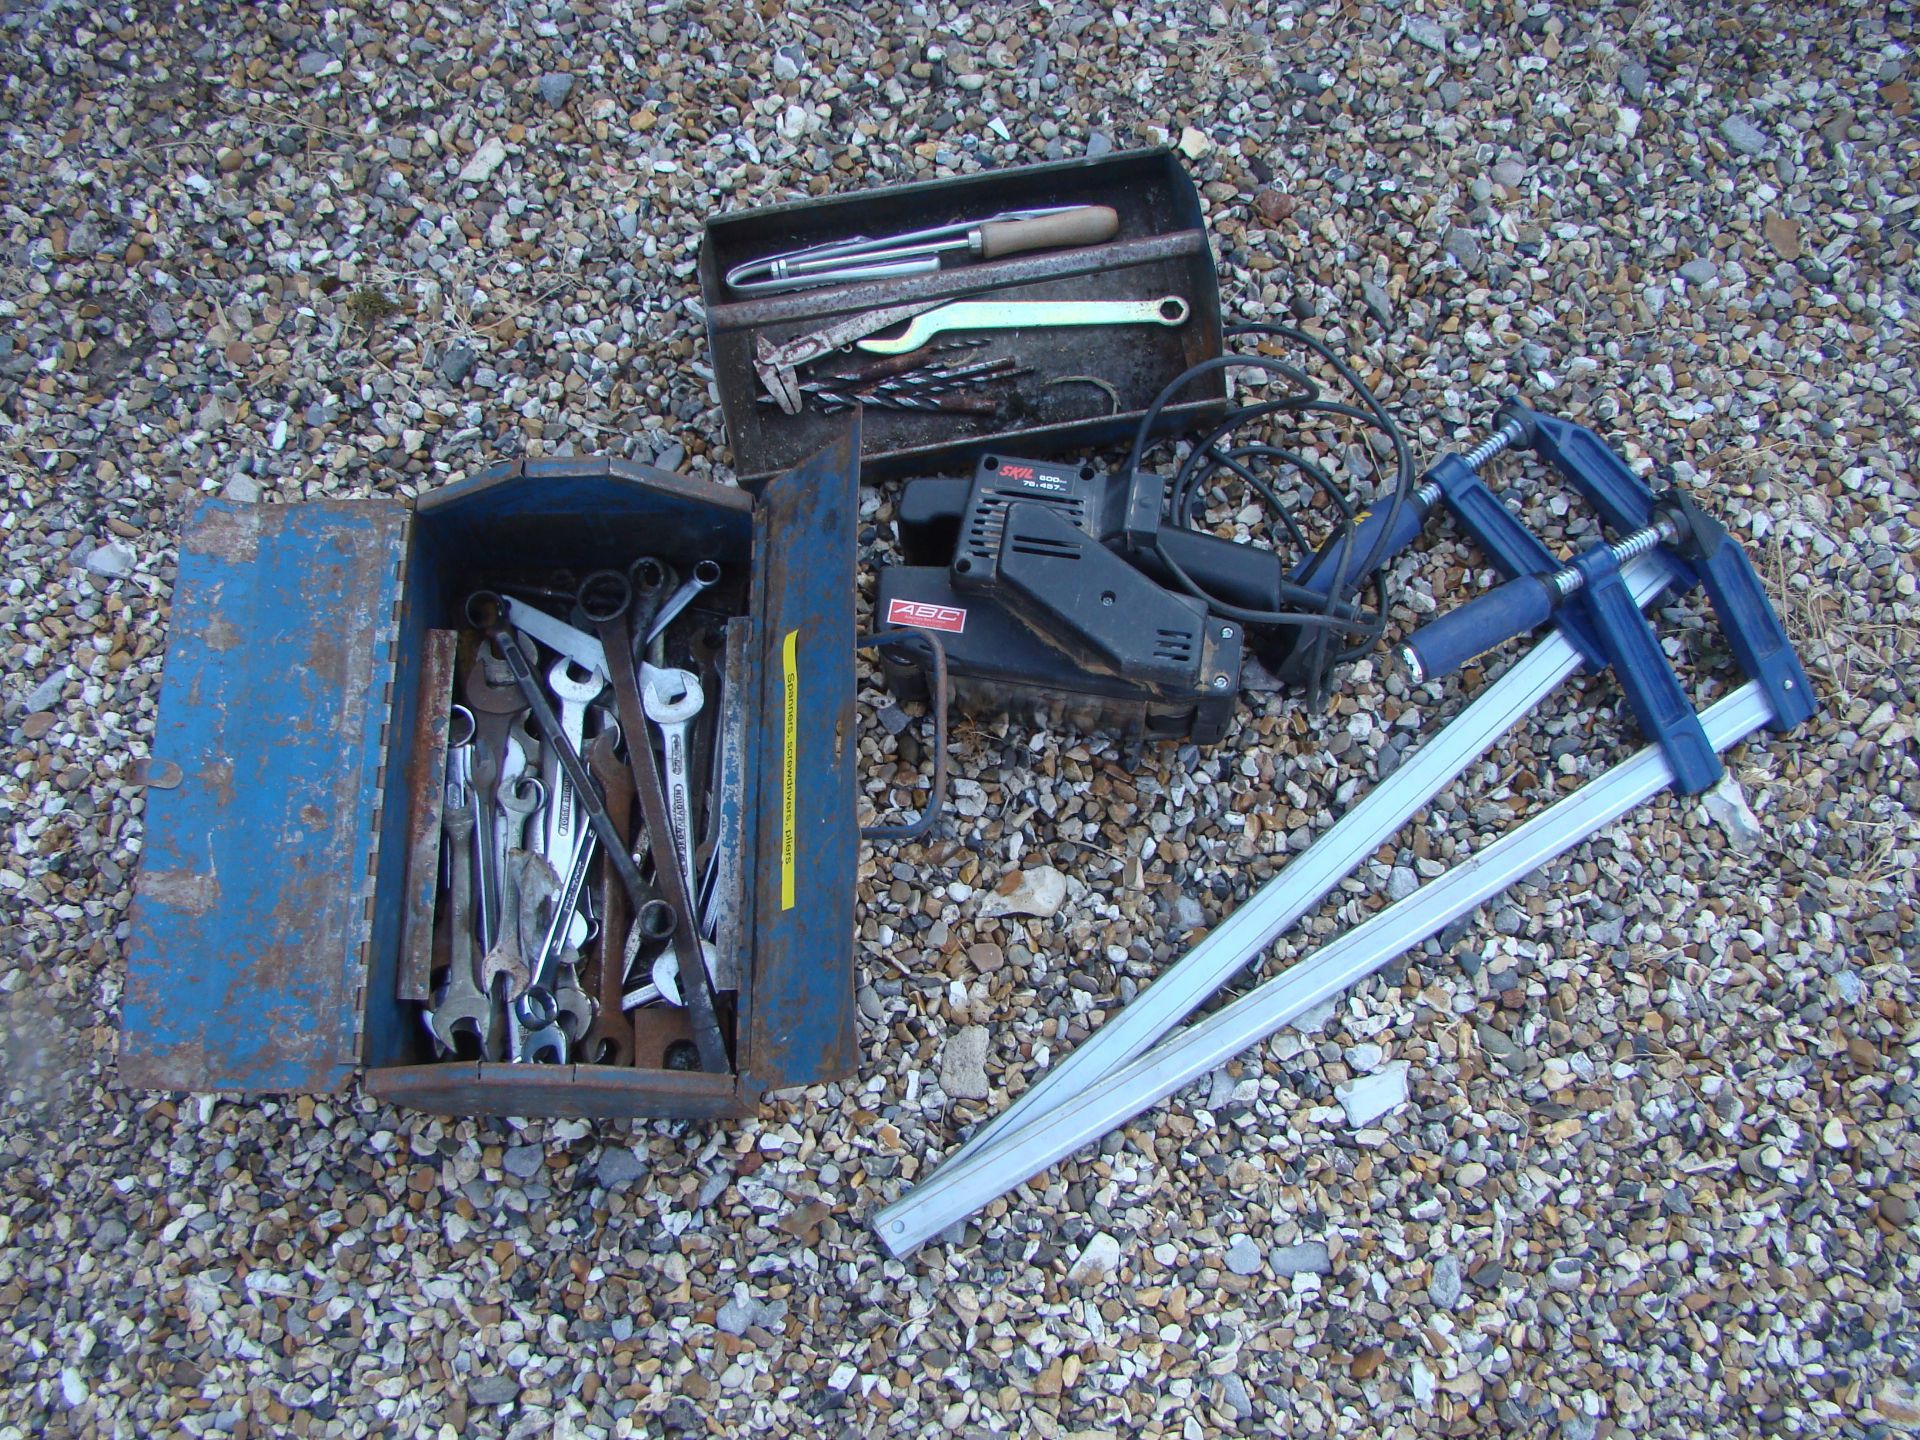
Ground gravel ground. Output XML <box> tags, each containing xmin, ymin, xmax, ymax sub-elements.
<box><xmin>3</xmin><ymin>1</ymin><xmax>1917</xmax><ymax>1436</ymax></box>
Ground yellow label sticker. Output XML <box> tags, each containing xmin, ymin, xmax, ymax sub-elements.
<box><xmin>780</xmin><ymin>628</ymin><xmax>798</xmax><ymax>910</ymax></box>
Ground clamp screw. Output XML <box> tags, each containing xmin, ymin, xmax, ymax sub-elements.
<box><xmin>1460</xmin><ymin>414</ymin><xmax>1530</xmax><ymax>473</ymax></box>
<box><xmin>1212</xmin><ymin>674</ymin><xmax>1231</xmax><ymax>690</ymax></box>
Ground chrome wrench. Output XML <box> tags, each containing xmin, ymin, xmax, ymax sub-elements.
<box><xmin>425</xmin><ymin>802</ymin><xmax>495</xmax><ymax>1056</ymax></box>
<box><xmin>640</xmin><ymin>665</ymin><xmax>704</xmax><ymax>908</ymax></box>
<box><xmin>578</xmin><ymin>586</ymin><xmax>730</xmax><ymax>1070</ymax></box>
<box><xmin>854</xmin><ymin>295</ymin><xmax>1189</xmax><ymax>357</ymax></box>
<box><xmin>543</xmin><ymin>657</ymin><xmax>605</xmax><ymax>877</ymax></box>
<box><xmin>646</xmin><ymin>560</ymin><xmax>721</xmax><ymax>645</ymax></box>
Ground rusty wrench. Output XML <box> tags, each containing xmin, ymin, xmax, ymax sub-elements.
<box><xmin>576</xmin><ymin>570</ymin><xmax>732</xmax><ymax>1071</ymax></box>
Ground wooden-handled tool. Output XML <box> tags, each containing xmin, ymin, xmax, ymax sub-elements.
<box><xmin>725</xmin><ymin>205</ymin><xmax>1120</xmax><ymax>295</ymax></box>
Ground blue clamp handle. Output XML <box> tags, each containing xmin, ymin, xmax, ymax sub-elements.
<box><xmin>1406</xmin><ymin>542</ymin><xmax>1724</xmax><ymax>793</ymax></box>
<box><xmin>1426</xmin><ymin>452</ymin><xmax>1611</xmax><ymax>672</ymax></box>
<box><xmin>1289</xmin><ymin>492</ymin><xmax>1432</xmax><ymax>602</ymax></box>
<box><xmin>1403</xmin><ymin>575</ymin><xmax>1557</xmax><ymax>681</ymax></box>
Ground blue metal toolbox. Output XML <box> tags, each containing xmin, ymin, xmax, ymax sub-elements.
<box><xmin>120</xmin><ymin>432</ymin><xmax>861</xmax><ymax>1120</ymax></box>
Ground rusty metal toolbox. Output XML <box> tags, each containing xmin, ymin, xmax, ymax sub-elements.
<box><xmin>700</xmin><ymin>147</ymin><xmax>1226</xmax><ymax>486</ymax></box>
<box><xmin>119</xmin><ymin>431</ymin><xmax>861</xmax><ymax>1120</ymax></box>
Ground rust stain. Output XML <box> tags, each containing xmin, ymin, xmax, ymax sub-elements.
<box><xmin>199</xmin><ymin>758</ymin><xmax>236</xmax><ymax>808</ymax></box>
<box><xmin>203</xmin><ymin>615</ymin><xmax>243</xmax><ymax>651</ymax></box>
<box><xmin>299</xmin><ymin>804</ymin><xmax>327</xmax><ymax>830</ymax></box>
<box><xmin>138</xmin><ymin>868</ymin><xmax>221</xmax><ymax>916</ymax></box>
<box><xmin>184</xmin><ymin>503</ymin><xmax>261</xmax><ymax>563</ymax></box>
<box><xmin>398</xmin><ymin>630</ymin><xmax>458</xmax><ymax>1005</ymax></box>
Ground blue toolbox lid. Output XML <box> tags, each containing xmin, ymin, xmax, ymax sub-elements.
<box><xmin>122</xmin><ymin>499</ymin><xmax>408</xmax><ymax>1092</ymax></box>
<box><xmin>743</xmin><ymin>423</ymin><xmax>861</xmax><ymax>1089</ymax></box>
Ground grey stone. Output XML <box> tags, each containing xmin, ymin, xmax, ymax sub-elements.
<box><xmin>1476</xmin><ymin>1024</ymin><xmax>1523</xmax><ymax>1064</ymax></box>
<box><xmin>1344</xmin><ymin>1042</ymin><xmax>1386</xmax><ymax>1073</ymax></box>
<box><xmin>1443</xmin><ymin>226</ymin><xmax>1482</xmax><ymax>269</ymax></box>
<box><xmin>1679</xmin><ymin>257</ymin><xmax>1718</xmax><ymax>285</ymax></box>
<box><xmin>1563</xmin><ymin>1418</ymin><xmax>1599</xmax><ymax>1440</ymax></box>
<box><xmin>537</xmin><ymin>73</ymin><xmax>575</xmax><ymax>106</ymax></box>
<box><xmin>1067</xmin><ymin>1232</ymin><xmax>1121</xmax><ymax>1283</ymax></box>
<box><xmin>875</xmin><ymin>702</ymin><xmax>911</xmax><ymax>736</ymax></box>
<box><xmin>715</xmin><ymin>1296</ymin><xmax>759</xmax><ymax>1335</ymax></box>
<box><xmin>596</xmin><ymin>1148</ymin><xmax>646</xmax><ymax>1188</ymax></box>
<box><xmin>223</xmin><ymin>473</ymin><xmax>262</xmax><ymax>503</ymax></box>
<box><xmin>1268</xmin><ymin>1240</ymin><xmax>1332</xmax><ymax>1278</ymax></box>
<box><xmin>441</xmin><ymin>343</ymin><xmax>476</xmax><ymax>383</ymax></box>
<box><xmin>1336</xmin><ymin>1061</ymin><xmax>1410</xmax><ymax>1126</ymax></box>
<box><xmin>83</xmin><ymin>540</ymin><xmax>135</xmax><ymax>579</ymax></box>
<box><xmin>1292</xmin><ymin>995</ymin><xmax>1338</xmax><ymax>1036</ymax></box>
<box><xmin>94</xmin><ymin>1218</ymin><xmax>128</xmax><ymax>1248</ymax></box>
<box><xmin>940</xmin><ymin>1025</ymin><xmax>990</xmax><ymax>1100</ymax></box>
<box><xmin>696</xmin><ymin>1170</ymin><xmax>729</xmax><ymax>1207</ymax></box>
<box><xmin>146</xmin><ymin>302</ymin><xmax>178</xmax><ymax>340</ymax></box>
<box><xmin>468</xmin><ymin>1374</ymin><xmax>520</xmax><ymax>1406</ymax></box>
<box><xmin>1361</xmin><ymin>279</ymin><xmax>1393</xmax><ymax>325</ymax></box>
<box><xmin>1387</xmin><ymin>866</ymin><xmax>1419</xmax><ymax>902</ymax></box>
<box><xmin>502</xmin><ymin>1145</ymin><xmax>544</xmax><ymax>1180</ymax></box>
<box><xmin>1405</xmin><ymin>17</ymin><xmax>1448</xmax><ymax>52</ymax></box>
<box><xmin>1437</xmin><ymin>80</ymin><xmax>1463</xmax><ymax>109</ymax></box>
<box><xmin>772</xmin><ymin>49</ymin><xmax>801</xmax><ymax>82</ymax></box>
<box><xmin>1618</xmin><ymin>60</ymin><xmax>1650</xmax><ymax>102</ymax></box>
<box><xmin>1224</xmin><ymin>1234</ymin><xmax>1264</xmax><ymax>1276</ymax></box>
<box><xmin>1085</xmin><ymin>131</ymin><xmax>1113</xmax><ymax>158</ymax></box>
<box><xmin>1218</xmin><ymin>1372</ymin><xmax>1254</xmax><ymax>1420</ymax></box>
<box><xmin>298</xmin><ymin>51</ymin><xmax>338</xmax><ymax>77</ymax></box>
<box><xmin>1546</xmin><ymin>1256</ymin><xmax>1584</xmax><ymax>1292</ymax></box>
<box><xmin>1173</xmin><ymin>893</ymin><xmax>1206</xmax><ymax>932</ymax></box>
<box><xmin>22</xmin><ymin>671</ymin><xmax>67</xmax><ymax>714</ymax></box>
<box><xmin>459</xmin><ymin>136</ymin><xmax>509</xmax><ymax>182</ymax></box>
<box><xmin>1429</xmin><ymin>1253</ymin><xmax>1464</xmax><ymax>1308</ymax></box>
<box><xmin>1720</xmin><ymin>116</ymin><xmax>1769</xmax><ymax>156</ymax></box>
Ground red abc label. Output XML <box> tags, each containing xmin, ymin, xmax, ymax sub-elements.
<box><xmin>886</xmin><ymin>598</ymin><xmax>967</xmax><ymax>634</ymax></box>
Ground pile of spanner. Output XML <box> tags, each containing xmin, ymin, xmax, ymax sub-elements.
<box><xmin>423</xmin><ymin>556</ymin><xmax>737</xmax><ymax>1073</ymax></box>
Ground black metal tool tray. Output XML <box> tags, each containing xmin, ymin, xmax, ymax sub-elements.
<box><xmin>700</xmin><ymin>148</ymin><xmax>1226</xmax><ymax>486</ymax></box>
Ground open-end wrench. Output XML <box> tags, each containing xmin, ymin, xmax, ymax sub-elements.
<box><xmin>499</xmin><ymin>589</ymin><xmax>696</xmax><ymax>704</ymax></box>
<box><xmin>543</xmin><ymin>657</ymin><xmax>605</xmax><ymax>876</ymax></box>
<box><xmin>580</xmin><ymin>730</ymin><xmax>638</xmax><ymax>1066</ymax></box>
<box><xmin>640</xmin><ymin>665</ymin><xmax>704</xmax><ymax>909</ymax></box>
<box><xmin>480</xmin><ymin>776</ymin><xmax>547</xmax><ymax>1001</ymax></box>
<box><xmin>466</xmin><ymin>594</ymin><xmax>661</xmax><ymax>939</ymax></box>
<box><xmin>575</xmin><ymin>584</ymin><xmax>730</xmax><ymax>1072</ymax></box>
<box><xmin>425</xmin><ymin>802</ymin><xmax>495</xmax><ymax>1055</ymax></box>
<box><xmin>518</xmin><ymin>826</ymin><xmax>600</xmax><ymax>1060</ymax></box>
<box><xmin>463</xmin><ymin>657</ymin><xmax>527</xmax><ymax>945</ymax></box>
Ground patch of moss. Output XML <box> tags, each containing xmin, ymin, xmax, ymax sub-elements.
<box><xmin>345</xmin><ymin>288</ymin><xmax>402</xmax><ymax>328</ymax></box>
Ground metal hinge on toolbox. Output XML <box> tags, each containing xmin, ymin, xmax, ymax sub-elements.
<box><xmin>874</xmin><ymin>406</ymin><xmax>1816</xmax><ymax>1256</ymax></box>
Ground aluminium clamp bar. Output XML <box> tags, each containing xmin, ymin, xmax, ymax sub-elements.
<box><xmin>950</xmin><ymin>553</ymin><xmax>1675</xmax><ymax>1164</ymax></box>
<box><xmin>875</xmin><ymin>680</ymin><xmax>1776</xmax><ymax>1257</ymax></box>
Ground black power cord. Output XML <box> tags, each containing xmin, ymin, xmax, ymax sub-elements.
<box><xmin>1118</xmin><ymin>322</ymin><xmax>1416</xmax><ymax>710</ymax></box>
